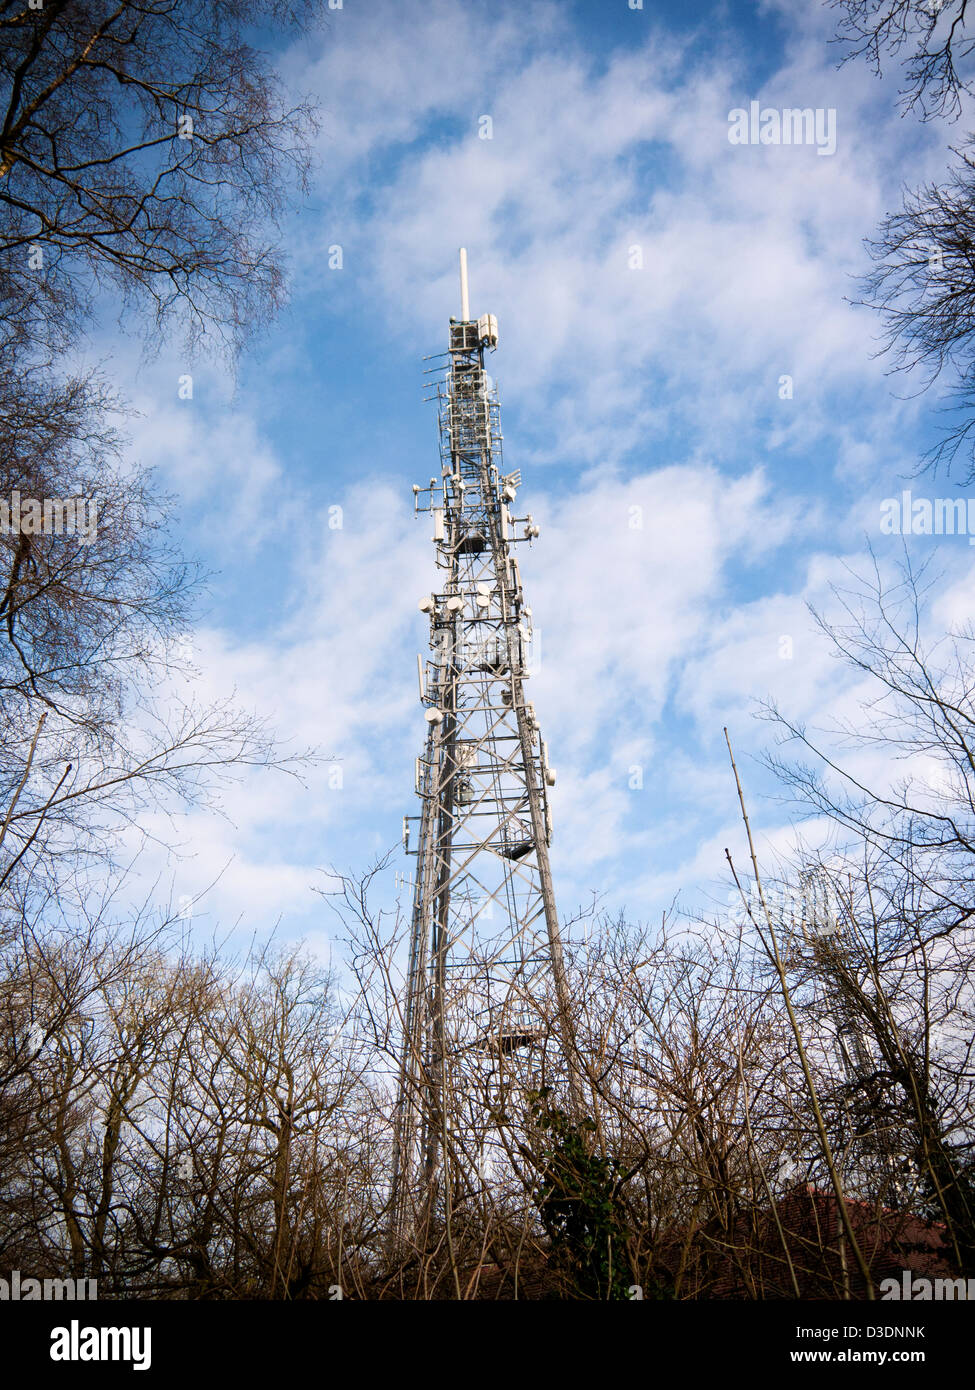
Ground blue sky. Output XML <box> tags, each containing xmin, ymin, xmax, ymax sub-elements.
<box><xmin>83</xmin><ymin>0</ymin><xmax>975</xmax><ymax>954</ymax></box>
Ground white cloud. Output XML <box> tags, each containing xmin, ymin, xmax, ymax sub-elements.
<box><xmin>97</xmin><ymin>0</ymin><xmax>971</xmax><ymax>940</ymax></box>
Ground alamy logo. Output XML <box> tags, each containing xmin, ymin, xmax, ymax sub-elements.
<box><xmin>726</xmin><ymin>874</ymin><xmax>840</xmax><ymax>939</ymax></box>
<box><xmin>0</xmin><ymin>490</ymin><xmax>98</xmax><ymax>544</ymax></box>
<box><xmin>728</xmin><ymin>102</ymin><xmax>837</xmax><ymax>156</ymax></box>
<box><xmin>50</xmin><ymin>1320</ymin><xmax>151</xmax><ymax>1371</ymax></box>
<box><xmin>0</xmin><ymin>1269</ymin><xmax>97</xmax><ymax>1300</ymax></box>
<box><xmin>880</xmin><ymin>490</ymin><xmax>975</xmax><ymax>541</ymax></box>
<box><xmin>881</xmin><ymin>1270</ymin><xmax>975</xmax><ymax>1300</ymax></box>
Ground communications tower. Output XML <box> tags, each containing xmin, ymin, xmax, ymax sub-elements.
<box><xmin>795</xmin><ymin>867</ymin><xmax>902</xmax><ymax>1201</ymax></box>
<box><xmin>390</xmin><ymin>252</ymin><xmax>580</xmax><ymax>1241</ymax></box>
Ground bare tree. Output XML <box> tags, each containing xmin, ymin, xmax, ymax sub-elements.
<box><xmin>760</xmin><ymin>555</ymin><xmax>975</xmax><ymax>1271</ymax></box>
<box><xmin>826</xmin><ymin>4</ymin><xmax>975</xmax><ymax>474</ymax></box>
<box><xmin>831</xmin><ymin>0</ymin><xmax>975</xmax><ymax>121</ymax></box>
<box><xmin>855</xmin><ymin>147</ymin><xmax>975</xmax><ymax>477</ymax></box>
<box><xmin>0</xmin><ymin>0</ymin><xmax>320</xmax><ymax>358</ymax></box>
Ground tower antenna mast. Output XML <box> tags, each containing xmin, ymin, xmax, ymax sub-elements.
<box><xmin>390</xmin><ymin>251</ymin><xmax>581</xmax><ymax>1246</ymax></box>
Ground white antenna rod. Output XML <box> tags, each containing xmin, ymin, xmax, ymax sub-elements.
<box><xmin>459</xmin><ymin>247</ymin><xmax>470</xmax><ymax>321</ymax></box>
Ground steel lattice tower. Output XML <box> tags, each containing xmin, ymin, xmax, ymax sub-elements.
<box><xmin>390</xmin><ymin>252</ymin><xmax>580</xmax><ymax>1240</ymax></box>
<box><xmin>795</xmin><ymin>867</ymin><xmax>903</xmax><ymax>1199</ymax></box>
